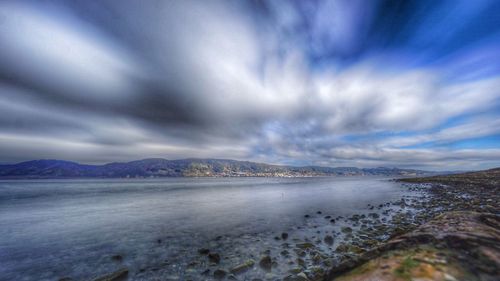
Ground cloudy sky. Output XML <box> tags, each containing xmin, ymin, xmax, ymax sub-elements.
<box><xmin>1</xmin><ymin>0</ymin><xmax>499</xmax><ymax>170</ymax></box>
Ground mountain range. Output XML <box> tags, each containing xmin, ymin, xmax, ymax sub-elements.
<box><xmin>0</xmin><ymin>158</ymin><xmax>441</xmax><ymax>179</ymax></box>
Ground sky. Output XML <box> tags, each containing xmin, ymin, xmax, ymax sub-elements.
<box><xmin>0</xmin><ymin>0</ymin><xmax>499</xmax><ymax>170</ymax></box>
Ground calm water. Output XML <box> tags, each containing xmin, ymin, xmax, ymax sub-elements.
<box><xmin>0</xmin><ymin>177</ymin><xmax>415</xmax><ymax>281</ymax></box>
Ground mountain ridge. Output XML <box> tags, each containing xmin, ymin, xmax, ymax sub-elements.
<box><xmin>0</xmin><ymin>158</ymin><xmax>441</xmax><ymax>179</ymax></box>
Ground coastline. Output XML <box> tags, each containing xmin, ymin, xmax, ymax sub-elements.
<box><xmin>8</xmin><ymin>170</ymin><xmax>497</xmax><ymax>281</ymax></box>
<box><xmin>324</xmin><ymin>168</ymin><xmax>499</xmax><ymax>281</ymax></box>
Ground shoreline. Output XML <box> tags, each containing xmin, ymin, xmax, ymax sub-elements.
<box><xmin>324</xmin><ymin>169</ymin><xmax>499</xmax><ymax>281</ymax></box>
<box><xmin>15</xmin><ymin>169</ymin><xmax>498</xmax><ymax>281</ymax></box>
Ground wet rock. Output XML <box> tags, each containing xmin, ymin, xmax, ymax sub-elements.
<box><xmin>335</xmin><ymin>244</ymin><xmax>348</xmax><ymax>253</ymax></box>
<box><xmin>341</xmin><ymin>227</ymin><xmax>352</xmax><ymax>233</ymax></box>
<box><xmin>294</xmin><ymin>249</ymin><xmax>306</xmax><ymax>257</ymax></box>
<box><xmin>312</xmin><ymin>253</ymin><xmax>322</xmax><ymax>264</ymax></box>
<box><xmin>213</xmin><ymin>269</ymin><xmax>227</xmax><ymax>279</ymax></box>
<box><xmin>198</xmin><ymin>248</ymin><xmax>210</xmax><ymax>255</ymax></box>
<box><xmin>283</xmin><ymin>274</ymin><xmax>308</xmax><ymax>281</ymax></box>
<box><xmin>92</xmin><ymin>267</ymin><xmax>128</xmax><ymax>281</ymax></box>
<box><xmin>324</xmin><ymin>235</ymin><xmax>334</xmax><ymax>245</ymax></box>
<box><xmin>208</xmin><ymin>253</ymin><xmax>221</xmax><ymax>264</ymax></box>
<box><xmin>230</xmin><ymin>259</ymin><xmax>255</xmax><ymax>274</ymax></box>
<box><xmin>305</xmin><ymin>266</ymin><xmax>324</xmax><ymax>281</ymax></box>
<box><xmin>259</xmin><ymin>255</ymin><xmax>273</xmax><ymax>270</ymax></box>
<box><xmin>295</xmin><ymin>242</ymin><xmax>314</xmax><ymax>249</ymax></box>
<box><xmin>280</xmin><ymin>250</ymin><xmax>290</xmax><ymax>256</ymax></box>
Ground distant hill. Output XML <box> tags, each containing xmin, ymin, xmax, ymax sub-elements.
<box><xmin>0</xmin><ymin>158</ymin><xmax>440</xmax><ymax>179</ymax></box>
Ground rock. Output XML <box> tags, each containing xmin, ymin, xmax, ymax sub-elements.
<box><xmin>335</xmin><ymin>244</ymin><xmax>348</xmax><ymax>253</ymax></box>
<box><xmin>305</xmin><ymin>266</ymin><xmax>324</xmax><ymax>281</ymax></box>
<box><xmin>281</xmin><ymin>232</ymin><xmax>289</xmax><ymax>240</ymax></box>
<box><xmin>198</xmin><ymin>248</ymin><xmax>210</xmax><ymax>255</ymax></box>
<box><xmin>208</xmin><ymin>253</ymin><xmax>221</xmax><ymax>264</ymax></box>
<box><xmin>213</xmin><ymin>269</ymin><xmax>227</xmax><ymax>279</ymax></box>
<box><xmin>230</xmin><ymin>259</ymin><xmax>255</xmax><ymax>274</ymax></box>
<box><xmin>296</xmin><ymin>242</ymin><xmax>314</xmax><ymax>249</ymax></box>
<box><xmin>341</xmin><ymin>227</ymin><xmax>352</xmax><ymax>233</ymax></box>
<box><xmin>312</xmin><ymin>253</ymin><xmax>322</xmax><ymax>264</ymax></box>
<box><xmin>259</xmin><ymin>255</ymin><xmax>273</xmax><ymax>270</ymax></box>
<box><xmin>92</xmin><ymin>268</ymin><xmax>128</xmax><ymax>281</ymax></box>
<box><xmin>283</xmin><ymin>274</ymin><xmax>309</xmax><ymax>281</ymax></box>
<box><xmin>348</xmin><ymin>245</ymin><xmax>364</xmax><ymax>254</ymax></box>
<box><xmin>283</xmin><ymin>272</ymin><xmax>309</xmax><ymax>281</ymax></box>
<box><xmin>294</xmin><ymin>249</ymin><xmax>306</xmax><ymax>256</ymax></box>
<box><xmin>297</xmin><ymin>272</ymin><xmax>309</xmax><ymax>281</ymax></box>
<box><xmin>328</xmin><ymin>212</ymin><xmax>500</xmax><ymax>281</ymax></box>
<box><xmin>324</xmin><ymin>235</ymin><xmax>334</xmax><ymax>245</ymax></box>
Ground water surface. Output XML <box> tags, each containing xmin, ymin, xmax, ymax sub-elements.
<box><xmin>0</xmin><ymin>177</ymin><xmax>415</xmax><ymax>280</ymax></box>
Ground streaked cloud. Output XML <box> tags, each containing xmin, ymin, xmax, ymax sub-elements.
<box><xmin>0</xmin><ymin>0</ymin><xmax>499</xmax><ymax>170</ymax></box>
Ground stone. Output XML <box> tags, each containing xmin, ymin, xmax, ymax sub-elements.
<box><xmin>259</xmin><ymin>255</ymin><xmax>273</xmax><ymax>270</ymax></box>
<box><xmin>296</xmin><ymin>242</ymin><xmax>314</xmax><ymax>249</ymax></box>
<box><xmin>324</xmin><ymin>235</ymin><xmax>334</xmax><ymax>245</ymax></box>
<box><xmin>208</xmin><ymin>253</ymin><xmax>221</xmax><ymax>264</ymax></box>
<box><xmin>230</xmin><ymin>259</ymin><xmax>255</xmax><ymax>274</ymax></box>
<box><xmin>335</xmin><ymin>244</ymin><xmax>348</xmax><ymax>253</ymax></box>
<box><xmin>213</xmin><ymin>269</ymin><xmax>226</xmax><ymax>279</ymax></box>
<box><xmin>198</xmin><ymin>248</ymin><xmax>210</xmax><ymax>255</ymax></box>
<box><xmin>341</xmin><ymin>226</ymin><xmax>352</xmax><ymax>233</ymax></box>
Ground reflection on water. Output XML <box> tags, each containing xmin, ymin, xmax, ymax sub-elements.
<box><xmin>0</xmin><ymin>177</ymin><xmax>415</xmax><ymax>281</ymax></box>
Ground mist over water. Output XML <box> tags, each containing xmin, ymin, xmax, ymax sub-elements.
<box><xmin>0</xmin><ymin>177</ymin><xmax>416</xmax><ymax>280</ymax></box>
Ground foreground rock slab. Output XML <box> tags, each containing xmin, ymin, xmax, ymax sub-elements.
<box><xmin>327</xmin><ymin>211</ymin><xmax>500</xmax><ymax>281</ymax></box>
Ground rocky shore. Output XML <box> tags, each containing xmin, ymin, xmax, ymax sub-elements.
<box><xmin>80</xmin><ymin>168</ymin><xmax>498</xmax><ymax>281</ymax></box>
<box><xmin>327</xmin><ymin>168</ymin><xmax>499</xmax><ymax>281</ymax></box>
